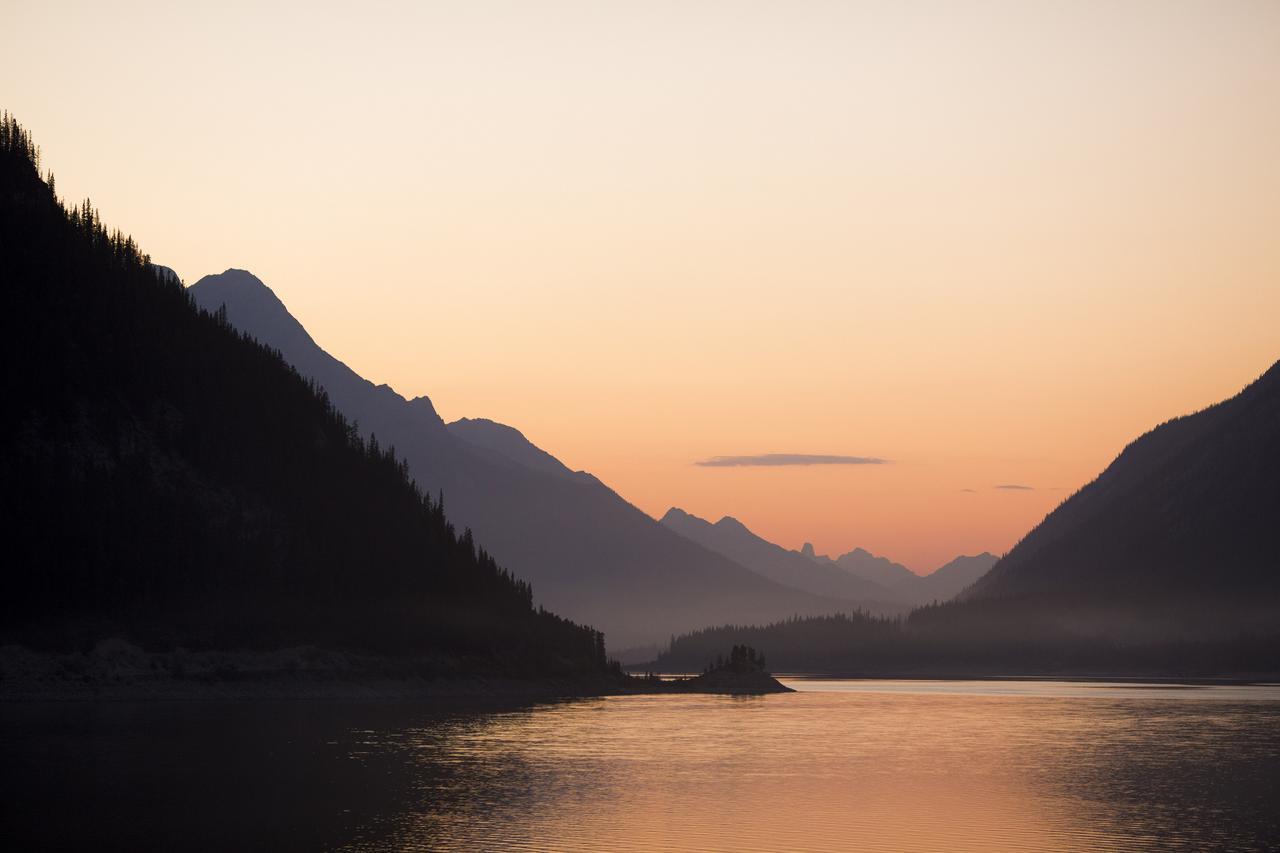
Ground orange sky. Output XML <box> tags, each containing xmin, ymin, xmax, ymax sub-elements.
<box><xmin>4</xmin><ymin>1</ymin><xmax>1277</xmax><ymax>571</ymax></box>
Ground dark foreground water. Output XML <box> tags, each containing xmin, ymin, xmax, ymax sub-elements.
<box><xmin>3</xmin><ymin>679</ymin><xmax>1279</xmax><ymax>851</ymax></box>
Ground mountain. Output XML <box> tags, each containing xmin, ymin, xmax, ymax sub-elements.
<box><xmin>187</xmin><ymin>271</ymin><xmax>858</xmax><ymax>648</ymax></box>
<box><xmin>914</xmin><ymin>552</ymin><xmax>998</xmax><ymax>602</ymax></box>
<box><xmin>832</xmin><ymin>549</ymin><xmax>996</xmax><ymax>605</ymax></box>
<box><xmin>665</xmin><ymin>508</ymin><xmax>995</xmax><ymax>607</ymax></box>
<box><xmin>0</xmin><ymin>114</ymin><xmax>604</xmax><ymax>675</ymax></box>
<box><xmin>833</xmin><ymin>548</ymin><xmax>999</xmax><ymax>604</ymax></box>
<box><xmin>831</xmin><ymin>548</ymin><xmax>917</xmax><ymax>589</ymax></box>
<box><xmin>917</xmin><ymin>361</ymin><xmax>1280</xmax><ymax>651</ymax></box>
<box><xmin>659</xmin><ymin>509</ymin><xmax>902</xmax><ymax>609</ymax></box>
<box><xmin>447</xmin><ymin>417</ymin><xmax>587</xmax><ymax>482</ymax></box>
<box><xmin>800</xmin><ymin>543</ymin><xmax>823</xmax><ymax>560</ymax></box>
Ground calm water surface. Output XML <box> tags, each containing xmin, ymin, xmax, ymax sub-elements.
<box><xmin>3</xmin><ymin>679</ymin><xmax>1279</xmax><ymax>851</ymax></box>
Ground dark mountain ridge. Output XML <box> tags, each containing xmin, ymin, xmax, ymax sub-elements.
<box><xmin>906</xmin><ymin>358</ymin><xmax>1274</xmax><ymax>655</ymax></box>
<box><xmin>937</xmin><ymin>361</ymin><xmax>1280</xmax><ymax>643</ymax></box>
<box><xmin>0</xmin><ymin>114</ymin><xmax>605</xmax><ymax>676</ymax></box>
<box><xmin>187</xmin><ymin>271</ymin><xmax>859</xmax><ymax>649</ymax></box>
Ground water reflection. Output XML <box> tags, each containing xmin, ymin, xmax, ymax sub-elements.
<box><xmin>2</xmin><ymin>681</ymin><xmax>1278</xmax><ymax>851</ymax></box>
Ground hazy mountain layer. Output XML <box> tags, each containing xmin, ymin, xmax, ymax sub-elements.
<box><xmin>664</xmin><ymin>509</ymin><xmax>995</xmax><ymax>606</ymax></box>
<box><xmin>188</xmin><ymin>271</ymin><xmax>860</xmax><ymax>648</ymax></box>
<box><xmin>829</xmin><ymin>548</ymin><xmax>917</xmax><ymax>589</ymax></box>
<box><xmin>660</xmin><ymin>509</ymin><xmax>904</xmax><ymax>610</ymax></box>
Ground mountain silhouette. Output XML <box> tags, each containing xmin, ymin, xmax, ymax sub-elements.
<box><xmin>831</xmin><ymin>548</ymin><xmax>997</xmax><ymax>604</ymax></box>
<box><xmin>659</xmin><ymin>509</ymin><xmax>904</xmax><ymax>610</ymax></box>
<box><xmin>0</xmin><ymin>114</ymin><xmax>605</xmax><ymax>674</ymax></box>
<box><xmin>917</xmin><ymin>361</ymin><xmax>1280</xmax><ymax>648</ymax></box>
<box><xmin>187</xmin><ymin>270</ymin><xmax>860</xmax><ymax>648</ymax></box>
<box><xmin>447</xmin><ymin>417</ymin><xmax>588</xmax><ymax>482</ymax></box>
<box><xmin>915</xmin><ymin>552</ymin><xmax>1000</xmax><ymax>602</ymax></box>
<box><xmin>665</xmin><ymin>508</ymin><xmax>996</xmax><ymax>606</ymax></box>
<box><xmin>829</xmin><ymin>548</ymin><xmax>917</xmax><ymax>588</ymax></box>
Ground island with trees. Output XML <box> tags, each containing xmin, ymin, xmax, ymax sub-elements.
<box><xmin>626</xmin><ymin>645</ymin><xmax>792</xmax><ymax>695</ymax></box>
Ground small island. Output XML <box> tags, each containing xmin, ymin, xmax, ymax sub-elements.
<box><xmin>626</xmin><ymin>645</ymin><xmax>793</xmax><ymax>695</ymax></box>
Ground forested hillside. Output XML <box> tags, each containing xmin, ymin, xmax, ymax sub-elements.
<box><xmin>934</xmin><ymin>360</ymin><xmax>1280</xmax><ymax>644</ymax></box>
<box><xmin>188</xmin><ymin>268</ymin><xmax>862</xmax><ymax>648</ymax></box>
<box><xmin>0</xmin><ymin>114</ymin><xmax>607</xmax><ymax>676</ymax></box>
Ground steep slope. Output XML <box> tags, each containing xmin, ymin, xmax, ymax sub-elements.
<box><xmin>922</xmin><ymin>362</ymin><xmax>1280</xmax><ymax>645</ymax></box>
<box><xmin>447</xmin><ymin>417</ymin><xmax>586</xmax><ymax>482</ymax></box>
<box><xmin>0</xmin><ymin>115</ymin><xmax>604</xmax><ymax>675</ymax></box>
<box><xmin>188</xmin><ymin>271</ymin><xmax>858</xmax><ymax>647</ymax></box>
<box><xmin>660</xmin><ymin>509</ymin><xmax>901</xmax><ymax>609</ymax></box>
<box><xmin>913</xmin><ymin>553</ymin><xmax>998</xmax><ymax>603</ymax></box>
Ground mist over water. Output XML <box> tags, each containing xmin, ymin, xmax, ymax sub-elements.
<box><xmin>4</xmin><ymin>681</ymin><xmax>1278</xmax><ymax>851</ymax></box>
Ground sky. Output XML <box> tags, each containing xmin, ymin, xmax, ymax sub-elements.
<box><xmin>4</xmin><ymin>0</ymin><xmax>1278</xmax><ymax>571</ymax></box>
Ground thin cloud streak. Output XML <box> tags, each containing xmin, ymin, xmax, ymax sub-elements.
<box><xmin>995</xmin><ymin>484</ymin><xmax>1035</xmax><ymax>490</ymax></box>
<box><xmin>696</xmin><ymin>453</ymin><xmax>889</xmax><ymax>468</ymax></box>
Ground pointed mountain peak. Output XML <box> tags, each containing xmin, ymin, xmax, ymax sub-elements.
<box><xmin>187</xmin><ymin>269</ymin><xmax>447</xmax><ymax>436</ymax></box>
<box><xmin>190</xmin><ymin>268</ymin><xmax>281</xmax><ymax>307</ymax></box>
<box><xmin>188</xmin><ymin>269</ymin><xmax>311</xmax><ymax>348</ymax></box>
<box><xmin>714</xmin><ymin>515</ymin><xmax>750</xmax><ymax>533</ymax></box>
<box><xmin>660</xmin><ymin>507</ymin><xmax>694</xmax><ymax>524</ymax></box>
<box><xmin>408</xmin><ymin>395</ymin><xmax>441</xmax><ymax>420</ymax></box>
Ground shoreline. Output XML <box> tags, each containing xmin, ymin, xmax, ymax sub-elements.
<box><xmin>6</xmin><ymin>672</ymin><xmax>1272</xmax><ymax>703</ymax></box>
<box><xmin>0</xmin><ymin>641</ymin><xmax>791</xmax><ymax>703</ymax></box>
<box><xmin>771</xmin><ymin>672</ymin><xmax>1279</xmax><ymax>686</ymax></box>
<box><xmin>629</xmin><ymin>666</ymin><xmax>1280</xmax><ymax>687</ymax></box>
<box><xmin>11</xmin><ymin>643</ymin><xmax>1272</xmax><ymax>703</ymax></box>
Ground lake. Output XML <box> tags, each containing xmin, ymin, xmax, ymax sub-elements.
<box><xmin>3</xmin><ymin>679</ymin><xmax>1279</xmax><ymax>850</ymax></box>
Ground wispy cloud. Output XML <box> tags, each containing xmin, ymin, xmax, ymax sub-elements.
<box><xmin>695</xmin><ymin>453</ymin><xmax>889</xmax><ymax>468</ymax></box>
<box><xmin>995</xmin><ymin>484</ymin><xmax>1034</xmax><ymax>491</ymax></box>
<box><xmin>960</xmin><ymin>488</ymin><xmax>978</xmax><ymax>493</ymax></box>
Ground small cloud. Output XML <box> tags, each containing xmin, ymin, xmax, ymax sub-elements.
<box><xmin>959</xmin><ymin>488</ymin><xmax>978</xmax><ymax>493</ymax></box>
<box><xmin>695</xmin><ymin>453</ymin><xmax>889</xmax><ymax>468</ymax></box>
<box><xmin>995</xmin><ymin>484</ymin><xmax>1034</xmax><ymax>491</ymax></box>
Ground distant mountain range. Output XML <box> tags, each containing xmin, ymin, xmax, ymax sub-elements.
<box><xmin>661</xmin><ymin>509</ymin><xmax>995</xmax><ymax>606</ymax></box>
<box><xmin>188</xmin><ymin>270</ymin><xmax>864</xmax><ymax>648</ymax></box>
<box><xmin>832</xmin><ymin>548</ymin><xmax>998</xmax><ymax>605</ymax></box>
<box><xmin>659</xmin><ymin>509</ymin><xmax>904</xmax><ymax>609</ymax></box>
<box><xmin>659</xmin><ymin>364</ymin><xmax>1280</xmax><ymax>675</ymax></box>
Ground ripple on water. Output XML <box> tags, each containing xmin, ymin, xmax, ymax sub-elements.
<box><xmin>349</xmin><ymin>681</ymin><xmax>1280</xmax><ymax>852</ymax></box>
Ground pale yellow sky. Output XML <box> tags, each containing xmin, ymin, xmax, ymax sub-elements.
<box><xmin>4</xmin><ymin>1</ymin><xmax>1278</xmax><ymax>570</ymax></box>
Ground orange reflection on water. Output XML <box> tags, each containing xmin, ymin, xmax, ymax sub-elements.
<box><xmin>364</xmin><ymin>680</ymin><xmax>1280</xmax><ymax>851</ymax></box>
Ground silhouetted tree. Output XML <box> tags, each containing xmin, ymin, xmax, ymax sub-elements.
<box><xmin>0</xmin><ymin>113</ymin><xmax>616</xmax><ymax>678</ymax></box>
